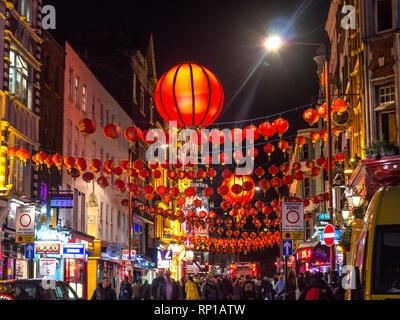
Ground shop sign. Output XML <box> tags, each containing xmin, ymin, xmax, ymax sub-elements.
<box><xmin>50</xmin><ymin>193</ymin><xmax>73</xmax><ymax>208</ymax></box>
<box><xmin>122</xmin><ymin>250</ymin><xmax>136</xmax><ymax>260</ymax></box>
<box><xmin>35</xmin><ymin>242</ymin><xmax>61</xmax><ymax>254</ymax></box>
<box><xmin>62</xmin><ymin>244</ymin><xmax>85</xmax><ymax>259</ymax></box>
<box><xmin>157</xmin><ymin>259</ymin><xmax>170</xmax><ymax>269</ymax></box>
<box><xmin>299</xmin><ymin>248</ymin><xmax>312</xmax><ymax>260</ymax></box>
<box><xmin>39</xmin><ymin>258</ymin><xmax>57</xmax><ymax>276</ymax></box>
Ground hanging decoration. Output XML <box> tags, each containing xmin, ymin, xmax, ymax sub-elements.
<box><xmin>154</xmin><ymin>62</ymin><xmax>224</xmax><ymax>128</ymax></box>
<box><xmin>78</xmin><ymin>118</ymin><xmax>97</xmax><ymax>135</ymax></box>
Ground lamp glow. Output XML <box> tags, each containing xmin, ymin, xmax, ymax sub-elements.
<box><xmin>265</xmin><ymin>36</ymin><xmax>282</xmax><ymax>51</ymax></box>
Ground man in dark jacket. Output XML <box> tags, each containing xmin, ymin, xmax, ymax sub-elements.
<box><xmin>118</xmin><ymin>276</ymin><xmax>133</xmax><ymax>300</ymax></box>
<box><xmin>150</xmin><ymin>270</ymin><xmax>179</xmax><ymax>300</ymax></box>
<box><xmin>222</xmin><ymin>274</ymin><xmax>233</xmax><ymax>300</ymax></box>
<box><xmin>297</xmin><ymin>273</ymin><xmax>306</xmax><ymax>293</ymax></box>
<box><xmin>150</xmin><ymin>270</ymin><xmax>165</xmax><ymax>300</ymax></box>
<box><xmin>298</xmin><ymin>272</ymin><xmax>335</xmax><ymax>300</ymax></box>
<box><xmin>141</xmin><ymin>280</ymin><xmax>151</xmax><ymax>300</ymax></box>
<box><xmin>201</xmin><ymin>274</ymin><xmax>218</xmax><ymax>300</ymax></box>
<box><xmin>241</xmin><ymin>275</ymin><xmax>256</xmax><ymax>300</ymax></box>
<box><xmin>91</xmin><ymin>276</ymin><xmax>117</xmax><ymax>300</ymax></box>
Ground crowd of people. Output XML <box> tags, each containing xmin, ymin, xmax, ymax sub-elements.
<box><xmin>90</xmin><ymin>269</ymin><xmax>346</xmax><ymax>300</ymax></box>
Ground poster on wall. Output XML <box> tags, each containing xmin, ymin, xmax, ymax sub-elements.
<box><xmin>39</xmin><ymin>259</ymin><xmax>57</xmax><ymax>277</ymax></box>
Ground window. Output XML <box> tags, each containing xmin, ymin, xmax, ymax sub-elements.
<box><xmin>372</xmin><ymin>226</ymin><xmax>400</xmax><ymax>294</ymax></box>
<box><xmin>149</xmin><ymin>98</ymin><xmax>153</xmax><ymax>124</ymax></box>
<box><xmin>81</xmin><ymin>135</ymin><xmax>86</xmax><ymax>157</ymax></box>
<box><xmin>92</xmin><ymin>141</ymin><xmax>96</xmax><ymax>159</ymax></box>
<box><xmin>100</xmin><ymin>104</ymin><xmax>104</xmax><ymax>127</ymax></box>
<box><xmin>376</xmin><ymin>84</ymin><xmax>397</xmax><ymax>143</ymax></box>
<box><xmin>133</xmin><ymin>73</ymin><xmax>137</xmax><ymax>102</ymax></box>
<box><xmin>106</xmin><ymin>204</ymin><xmax>109</xmax><ymax>240</ymax></box>
<box><xmin>304</xmin><ymin>178</ymin><xmax>311</xmax><ymax>198</ymax></box>
<box><xmin>92</xmin><ymin>97</ymin><xmax>96</xmax><ymax>121</ymax></box>
<box><xmin>110</xmin><ymin>208</ymin><xmax>114</xmax><ymax>241</ymax></box>
<box><xmin>106</xmin><ymin>109</ymin><xmax>109</xmax><ymax>125</ymax></box>
<box><xmin>18</xmin><ymin>0</ymin><xmax>32</xmax><ymax>23</ymax></box>
<box><xmin>99</xmin><ymin>202</ymin><xmax>103</xmax><ymax>237</ymax></box>
<box><xmin>75</xmin><ymin>77</ymin><xmax>79</xmax><ymax>105</ymax></box>
<box><xmin>68</xmin><ymin>68</ymin><xmax>73</xmax><ymax>98</ymax></box>
<box><xmin>82</xmin><ymin>85</ymin><xmax>87</xmax><ymax>112</ymax></box>
<box><xmin>74</xmin><ymin>127</ymin><xmax>79</xmax><ymax>158</ymax></box>
<box><xmin>140</xmin><ymin>87</ymin><xmax>145</xmax><ymax>114</ymax></box>
<box><xmin>67</xmin><ymin>120</ymin><xmax>72</xmax><ymax>154</ymax></box>
<box><xmin>376</xmin><ymin>0</ymin><xmax>393</xmax><ymax>32</ymax></box>
<box><xmin>9</xmin><ymin>50</ymin><xmax>33</xmax><ymax>109</ymax></box>
<box><xmin>301</xmin><ymin>144</ymin><xmax>309</xmax><ymax>162</ymax></box>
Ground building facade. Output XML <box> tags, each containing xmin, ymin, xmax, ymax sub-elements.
<box><xmin>0</xmin><ymin>0</ymin><xmax>42</xmax><ymax>280</ymax></box>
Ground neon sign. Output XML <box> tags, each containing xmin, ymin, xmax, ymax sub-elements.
<box><xmin>300</xmin><ymin>248</ymin><xmax>312</xmax><ymax>260</ymax></box>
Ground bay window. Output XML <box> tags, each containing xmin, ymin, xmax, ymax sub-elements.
<box><xmin>375</xmin><ymin>84</ymin><xmax>397</xmax><ymax>143</ymax></box>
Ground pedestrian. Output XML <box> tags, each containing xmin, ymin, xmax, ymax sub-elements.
<box><xmin>241</xmin><ymin>275</ymin><xmax>256</xmax><ymax>300</ymax></box>
<box><xmin>201</xmin><ymin>273</ymin><xmax>218</xmax><ymax>300</ymax></box>
<box><xmin>231</xmin><ymin>279</ymin><xmax>242</xmax><ymax>300</ymax></box>
<box><xmin>255</xmin><ymin>278</ymin><xmax>264</xmax><ymax>300</ymax></box>
<box><xmin>222</xmin><ymin>274</ymin><xmax>233</xmax><ymax>300</ymax></box>
<box><xmin>141</xmin><ymin>280</ymin><xmax>151</xmax><ymax>300</ymax></box>
<box><xmin>216</xmin><ymin>276</ymin><xmax>229</xmax><ymax>300</ymax></box>
<box><xmin>178</xmin><ymin>279</ymin><xmax>186</xmax><ymax>300</ymax></box>
<box><xmin>91</xmin><ymin>275</ymin><xmax>117</xmax><ymax>300</ymax></box>
<box><xmin>298</xmin><ymin>272</ymin><xmax>336</xmax><ymax>300</ymax></box>
<box><xmin>132</xmin><ymin>279</ymin><xmax>142</xmax><ymax>300</ymax></box>
<box><xmin>164</xmin><ymin>270</ymin><xmax>180</xmax><ymax>300</ymax></box>
<box><xmin>274</xmin><ymin>275</ymin><xmax>286</xmax><ymax>300</ymax></box>
<box><xmin>304</xmin><ymin>271</ymin><xmax>312</xmax><ymax>286</ymax></box>
<box><xmin>264</xmin><ymin>276</ymin><xmax>274</xmax><ymax>300</ymax></box>
<box><xmin>297</xmin><ymin>272</ymin><xmax>306</xmax><ymax>293</ymax></box>
<box><xmin>185</xmin><ymin>276</ymin><xmax>199</xmax><ymax>300</ymax></box>
<box><xmin>332</xmin><ymin>275</ymin><xmax>345</xmax><ymax>300</ymax></box>
<box><xmin>286</xmin><ymin>271</ymin><xmax>297</xmax><ymax>300</ymax></box>
<box><xmin>150</xmin><ymin>270</ymin><xmax>165</xmax><ymax>300</ymax></box>
<box><xmin>118</xmin><ymin>276</ymin><xmax>132</xmax><ymax>300</ymax></box>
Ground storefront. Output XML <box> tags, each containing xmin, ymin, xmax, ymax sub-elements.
<box><xmin>0</xmin><ymin>237</ymin><xmax>28</xmax><ymax>280</ymax></box>
<box><xmin>131</xmin><ymin>254</ymin><xmax>157</xmax><ymax>284</ymax></box>
<box><xmin>295</xmin><ymin>242</ymin><xmax>330</xmax><ymax>274</ymax></box>
<box><xmin>168</xmin><ymin>243</ymin><xmax>185</xmax><ymax>281</ymax></box>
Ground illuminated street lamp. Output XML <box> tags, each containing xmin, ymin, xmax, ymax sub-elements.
<box><xmin>342</xmin><ymin>204</ymin><xmax>350</xmax><ymax>222</ymax></box>
<box><xmin>350</xmin><ymin>193</ymin><xmax>362</xmax><ymax>208</ymax></box>
<box><xmin>264</xmin><ymin>34</ymin><xmax>336</xmax><ymax>271</ymax></box>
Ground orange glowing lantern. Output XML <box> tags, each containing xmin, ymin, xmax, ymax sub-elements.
<box><xmin>78</xmin><ymin>118</ymin><xmax>96</xmax><ymax>134</ymax></box>
<box><xmin>103</xmin><ymin>124</ymin><xmax>121</xmax><ymax>140</ymax></box>
<box><xmin>154</xmin><ymin>62</ymin><xmax>224</xmax><ymax>128</ymax></box>
<box><xmin>317</xmin><ymin>104</ymin><xmax>328</xmax><ymax>119</ymax></box>
<box><xmin>332</xmin><ymin>99</ymin><xmax>348</xmax><ymax>114</ymax></box>
<box><xmin>263</xmin><ymin>143</ymin><xmax>275</xmax><ymax>160</ymax></box>
<box><xmin>295</xmin><ymin>136</ymin><xmax>306</xmax><ymax>149</ymax></box>
<box><xmin>273</xmin><ymin>118</ymin><xmax>289</xmax><ymax>137</ymax></box>
<box><xmin>124</xmin><ymin>126</ymin><xmax>142</xmax><ymax>143</ymax></box>
<box><xmin>259</xmin><ymin>122</ymin><xmax>276</xmax><ymax>140</ymax></box>
<box><xmin>303</xmin><ymin>108</ymin><xmax>319</xmax><ymax>125</ymax></box>
<box><xmin>221</xmin><ymin>174</ymin><xmax>255</xmax><ymax>205</ymax></box>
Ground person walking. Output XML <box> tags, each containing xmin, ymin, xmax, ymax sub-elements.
<box><xmin>216</xmin><ymin>277</ymin><xmax>229</xmax><ymax>300</ymax></box>
<box><xmin>231</xmin><ymin>279</ymin><xmax>242</xmax><ymax>300</ymax></box>
<box><xmin>163</xmin><ymin>270</ymin><xmax>179</xmax><ymax>300</ymax></box>
<box><xmin>264</xmin><ymin>276</ymin><xmax>274</xmax><ymax>300</ymax></box>
<box><xmin>241</xmin><ymin>275</ymin><xmax>256</xmax><ymax>300</ymax></box>
<box><xmin>141</xmin><ymin>280</ymin><xmax>151</xmax><ymax>300</ymax></box>
<box><xmin>201</xmin><ymin>273</ymin><xmax>218</xmax><ymax>300</ymax></box>
<box><xmin>222</xmin><ymin>274</ymin><xmax>233</xmax><ymax>300</ymax></box>
<box><xmin>91</xmin><ymin>276</ymin><xmax>117</xmax><ymax>300</ymax></box>
<box><xmin>185</xmin><ymin>276</ymin><xmax>199</xmax><ymax>300</ymax></box>
<box><xmin>118</xmin><ymin>276</ymin><xmax>133</xmax><ymax>300</ymax></box>
<box><xmin>298</xmin><ymin>272</ymin><xmax>336</xmax><ymax>300</ymax></box>
<box><xmin>150</xmin><ymin>270</ymin><xmax>165</xmax><ymax>300</ymax></box>
<box><xmin>132</xmin><ymin>279</ymin><xmax>142</xmax><ymax>300</ymax></box>
<box><xmin>178</xmin><ymin>279</ymin><xmax>186</xmax><ymax>300</ymax></box>
<box><xmin>286</xmin><ymin>271</ymin><xmax>297</xmax><ymax>300</ymax></box>
<box><xmin>274</xmin><ymin>275</ymin><xmax>286</xmax><ymax>300</ymax></box>
<box><xmin>297</xmin><ymin>273</ymin><xmax>306</xmax><ymax>293</ymax></box>
<box><xmin>255</xmin><ymin>278</ymin><xmax>265</xmax><ymax>300</ymax></box>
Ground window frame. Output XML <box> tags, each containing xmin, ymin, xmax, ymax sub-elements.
<box><xmin>374</xmin><ymin>0</ymin><xmax>395</xmax><ymax>34</ymax></box>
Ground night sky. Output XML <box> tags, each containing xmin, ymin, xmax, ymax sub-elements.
<box><xmin>44</xmin><ymin>0</ymin><xmax>330</xmax><ymax>132</ymax></box>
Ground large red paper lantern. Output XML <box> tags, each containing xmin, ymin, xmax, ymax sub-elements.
<box><xmin>154</xmin><ymin>62</ymin><xmax>224</xmax><ymax>128</ymax></box>
<box><xmin>259</xmin><ymin>122</ymin><xmax>276</xmax><ymax>140</ymax></box>
<box><xmin>124</xmin><ymin>126</ymin><xmax>142</xmax><ymax>143</ymax></box>
<box><xmin>103</xmin><ymin>124</ymin><xmax>121</xmax><ymax>139</ymax></box>
<box><xmin>332</xmin><ymin>99</ymin><xmax>348</xmax><ymax>113</ymax></box>
<box><xmin>303</xmin><ymin>109</ymin><xmax>319</xmax><ymax>125</ymax></box>
<box><xmin>273</xmin><ymin>118</ymin><xmax>289</xmax><ymax>137</ymax></box>
<box><xmin>78</xmin><ymin>118</ymin><xmax>96</xmax><ymax>134</ymax></box>
<box><xmin>221</xmin><ymin>174</ymin><xmax>255</xmax><ymax>205</ymax></box>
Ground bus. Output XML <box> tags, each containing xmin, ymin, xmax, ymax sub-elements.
<box><xmin>229</xmin><ymin>262</ymin><xmax>257</xmax><ymax>278</ymax></box>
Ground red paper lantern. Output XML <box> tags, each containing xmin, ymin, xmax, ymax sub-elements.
<box><xmin>168</xmin><ymin>187</ymin><xmax>179</xmax><ymax>197</ymax></box>
<box><xmin>332</xmin><ymin>99</ymin><xmax>348</xmax><ymax>113</ymax></box>
<box><xmin>7</xmin><ymin>147</ymin><xmax>17</xmax><ymax>158</ymax></box>
<box><xmin>277</xmin><ymin>140</ymin><xmax>289</xmax><ymax>153</ymax></box>
<box><xmin>303</xmin><ymin>108</ymin><xmax>319</xmax><ymax>125</ymax></box>
<box><xmin>270</xmin><ymin>177</ymin><xmax>282</xmax><ymax>190</ymax></box>
<box><xmin>336</xmin><ymin>153</ymin><xmax>345</xmax><ymax>162</ymax></box>
<box><xmin>310</xmin><ymin>131</ymin><xmax>320</xmax><ymax>145</ymax></box>
<box><xmin>219</xmin><ymin>152</ymin><xmax>229</xmax><ymax>165</ymax></box>
<box><xmin>206</xmin><ymin>168</ymin><xmax>217</xmax><ymax>180</ymax></box>
<box><xmin>154</xmin><ymin>62</ymin><xmax>224</xmax><ymax>128</ymax></box>
<box><xmin>282</xmin><ymin>175</ymin><xmax>294</xmax><ymax>185</ymax></box>
<box><xmin>113</xmin><ymin>167</ymin><xmax>123</xmax><ymax>177</ymax></box>
<box><xmin>263</xmin><ymin>143</ymin><xmax>275</xmax><ymax>160</ymax></box>
<box><xmin>90</xmin><ymin>159</ymin><xmax>101</xmax><ymax>174</ymax></box>
<box><xmin>103</xmin><ymin>124</ymin><xmax>121</xmax><ymax>139</ymax></box>
<box><xmin>202</xmin><ymin>187</ymin><xmax>214</xmax><ymax>197</ymax></box>
<box><xmin>82</xmin><ymin>172</ymin><xmax>94</xmax><ymax>183</ymax></box>
<box><xmin>305</xmin><ymin>160</ymin><xmax>315</xmax><ymax>169</ymax></box>
<box><xmin>222</xmin><ymin>169</ymin><xmax>232</xmax><ymax>179</ymax></box>
<box><xmin>295</xmin><ymin>136</ymin><xmax>307</xmax><ymax>149</ymax></box>
<box><xmin>221</xmin><ymin>174</ymin><xmax>255</xmax><ymax>205</ymax></box>
<box><xmin>209</xmin><ymin>129</ymin><xmax>225</xmax><ymax>145</ymax></box>
<box><xmin>139</xmin><ymin>168</ymin><xmax>149</xmax><ymax>179</ymax></box>
<box><xmin>273</xmin><ymin>118</ymin><xmax>289</xmax><ymax>137</ymax></box>
<box><xmin>217</xmin><ymin>185</ymin><xmax>229</xmax><ymax>196</ymax></box>
<box><xmin>185</xmin><ymin>186</ymin><xmax>196</xmax><ymax>197</ymax></box>
<box><xmin>124</xmin><ymin>126</ymin><xmax>142</xmax><ymax>143</ymax></box>
<box><xmin>78</xmin><ymin>118</ymin><xmax>96</xmax><ymax>134</ymax></box>
<box><xmin>294</xmin><ymin>171</ymin><xmax>306</xmax><ymax>181</ymax></box>
<box><xmin>292</xmin><ymin>162</ymin><xmax>302</xmax><ymax>171</ymax></box>
<box><xmin>114</xmin><ymin>179</ymin><xmax>125</xmax><ymax>192</ymax></box>
<box><xmin>247</xmin><ymin>147</ymin><xmax>258</xmax><ymax>159</ymax></box>
<box><xmin>259</xmin><ymin>122</ymin><xmax>276</xmax><ymax>140</ymax></box>
<box><xmin>244</xmin><ymin>125</ymin><xmax>260</xmax><ymax>141</ymax></box>
<box><xmin>316</xmin><ymin>157</ymin><xmax>326</xmax><ymax>167</ymax></box>
<box><xmin>279</xmin><ymin>163</ymin><xmax>290</xmax><ymax>175</ymax></box>
<box><xmin>229</xmin><ymin>128</ymin><xmax>244</xmax><ymax>143</ymax></box>
<box><xmin>258</xmin><ymin>179</ymin><xmax>270</xmax><ymax>191</ymax></box>
<box><xmin>152</xmin><ymin>169</ymin><xmax>162</xmax><ymax>179</ymax></box>
<box><xmin>310</xmin><ymin>166</ymin><xmax>321</xmax><ymax>178</ymax></box>
<box><xmin>317</xmin><ymin>104</ymin><xmax>328</xmax><ymax>119</ymax></box>
<box><xmin>233</xmin><ymin>150</ymin><xmax>244</xmax><ymax>163</ymax></box>
<box><xmin>262</xmin><ymin>206</ymin><xmax>272</xmax><ymax>215</ymax></box>
<box><xmin>254</xmin><ymin>167</ymin><xmax>265</xmax><ymax>178</ymax></box>
<box><xmin>75</xmin><ymin>157</ymin><xmax>87</xmax><ymax>172</ymax></box>
<box><xmin>64</xmin><ymin>156</ymin><xmax>75</xmax><ymax>169</ymax></box>
<box><xmin>268</xmin><ymin>165</ymin><xmax>279</xmax><ymax>177</ymax></box>
<box><xmin>319</xmin><ymin>129</ymin><xmax>328</xmax><ymax>141</ymax></box>
<box><xmin>97</xmin><ymin>176</ymin><xmax>109</xmax><ymax>188</ymax></box>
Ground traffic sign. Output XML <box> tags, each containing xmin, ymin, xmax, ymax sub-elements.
<box><xmin>282</xmin><ymin>202</ymin><xmax>304</xmax><ymax>232</ymax></box>
<box><xmin>15</xmin><ymin>235</ymin><xmax>34</xmax><ymax>243</ymax></box>
<box><xmin>16</xmin><ymin>206</ymin><xmax>36</xmax><ymax>238</ymax></box>
<box><xmin>322</xmin><ymin>224</ymin><xmax>336</xmax><ymax>247</ymax></box>
<box><xmin>282</xmin><ymin>232</ymin><xmax>305</xmax><ymax>240</ymax></box>
<box><xmin>25</xmin><ymin>243</ymin><xmax>35</xmax><ymax>259</ymax></box>
<box><xmin>282</xmin><ymin>240</ymin><xmax>293</xmax><ymax>256</ymax></box>
<box><xmin>320</xmin><ymin>229</ymin><xmax>342</xmax><ymax>245</ymax></box>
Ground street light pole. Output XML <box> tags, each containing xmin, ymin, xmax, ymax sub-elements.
<box><xmin>128</xmin><ymin>146</ymin><xmax>133</xmax><ymax>281</ymax></box>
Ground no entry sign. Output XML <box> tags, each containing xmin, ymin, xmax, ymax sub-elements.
<box><xmin>322</xmin><ymin>224</ymin><xmax>336</xmax><ymax>247</ymax></box>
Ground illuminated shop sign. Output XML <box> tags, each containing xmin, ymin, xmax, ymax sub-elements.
<box><xmin>50</xmin><ymin>193</ymin><xmax>73</xmax><ymax>208</ymax></box>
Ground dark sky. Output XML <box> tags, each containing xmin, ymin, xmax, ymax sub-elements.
<box><xmin>44</xmin><ymin>0</ymin><xmax>330</xmax><ymax>133</ymax></box>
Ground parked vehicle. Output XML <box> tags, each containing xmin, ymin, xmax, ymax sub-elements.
<box><xmin>0</xmin><ymin>279</ymin><xmax>80</xmax><ymax>300</ymax></box>
<box><xmin>347</xmin><ymin>186</ymin><xmax>400</xmax><ymax>300</ymax></box>
<box><xmin>230</xmin><ymin>262</ymin><xmax>257</xmax><ymax>278</ymax></box>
